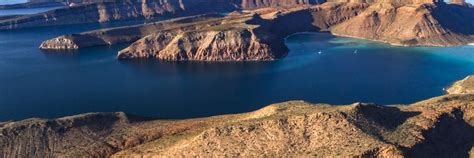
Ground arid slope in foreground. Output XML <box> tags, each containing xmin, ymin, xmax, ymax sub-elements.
<box><xmin>1</xmin><ymin>76</ymin><xmax>474</xmax><ymax>157</ymax></box>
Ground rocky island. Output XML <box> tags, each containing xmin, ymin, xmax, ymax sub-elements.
<box><xmin>33</xmin><ymin>0</ymin><xmax>474</xmax><ymax>61</ymax></box>
<box><xmin>1</xmin><ymin>76</ymin><xmax>473</xmax><ymax>157</ymax></box>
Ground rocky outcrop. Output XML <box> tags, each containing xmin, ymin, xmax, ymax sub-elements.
<box><xmin>116</xmin><ymin>13</ymin><xmax>292</xmax><ymax>61</ymax></box>
<box><xmin>1</xmin><ymin>92</ymin><xmax>474</xmax><ymax>157</ymax></box>
<box><xmin>117</xmin><ymin>28</ymin><xmax>286</xmax><ymax>61</ymax></box>
<box><xmin>447</xmin><ymin>76</ymin><xmax>474</xmax><ymax>94</ymax></box>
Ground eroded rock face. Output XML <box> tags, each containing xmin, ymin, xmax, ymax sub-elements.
<box><xmin>116</xmin><ymin>14</ymin><xmax>291</xmax><ymax>61</ymax></box>
<box><xmin>1</xmin><ymin>93</ymin><xmax>473</xmax><ymax>157</ymax></box>
<box><xmin>330</xmin><ymin>2</ymin><xmax>474</xmax><ymax>46</ymax></box>
<box><xmin>118</xmin><ymin>28</ymin><xmax>285</xmax><ymax>61</ymax></box>
<box><xmin>447</xmin><ymin>76</ymin><xmax>474</xmax><ymax>94</ymax></box>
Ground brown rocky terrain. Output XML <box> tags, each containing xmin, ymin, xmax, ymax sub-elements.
<box><xmin>330</xmin><ymin>1</ymin><xmax>474</xmax><ymax>46</ymax></box>
<box><xmin>1</xmin><ymin>76</ymin><xmax>474</xmax><ymax>157</ymax></box>
<box><xmin>37</xmin><ymin>0</ymin><xmax>474</xmax><ymax>61</ymax></box>
<box><xmin>447</xmin><ymin>75</ymin><xmax>474</xmax><ymax>94</ymax></box>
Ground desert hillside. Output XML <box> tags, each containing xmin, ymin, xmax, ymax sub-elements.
<box><xmin>1</xmin><ymin>76</ymin><xmax>473</xmax><ymax>157</ymax></box>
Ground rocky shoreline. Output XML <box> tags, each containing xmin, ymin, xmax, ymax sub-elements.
<box><xmin>447</xmin><ymin>76</ymin><xmax>474</xmax><ymax>94</ymax></box>
<box><xmin>1</xmin><ymin>76</ymin><xmax>473</xmax><ymax>157</ymax></box>
<box><xmin>35</xmin><ymin>1</ymin><xmax>474</xmax><ymax>61</ymax></box>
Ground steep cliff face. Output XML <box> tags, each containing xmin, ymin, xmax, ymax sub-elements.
<box><xmin>118</xmin><ymin>28</ymin><xmax>286</xmax><ymax>61</ymax></box>
<box><xmin>117</xmin><ymin>14</ymin><xmax>289</xmax><ymax>61</ymax></box>
<box><xmin>330</xmin><ymin>3</ymin><xmax>474</xmax><ymax>46</ymax></box>
<box><xmin>1</xmin><ymin>93</ymin><xmax>473</xmax><ymax>157</ymax></box>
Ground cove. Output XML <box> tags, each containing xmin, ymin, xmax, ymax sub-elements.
<box><xmin>1</xmin><ymin>23</ymin><xmax>474</xmax><ymax>121</ymax></box>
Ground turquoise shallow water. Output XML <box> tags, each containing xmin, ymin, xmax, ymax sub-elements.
<box><xmin>1</xmin><ymin>22</ymin><xmax>474</xmax><ymax>121</ymax></box>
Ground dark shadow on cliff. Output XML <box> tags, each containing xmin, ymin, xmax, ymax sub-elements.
<box><xmin>247</xmin><ymin>11</ymin><xmax>320</xmax><ymax>59</ymax></box>
<box><xmin>46</xmin><ymin>112</ymin><xmax>155</xmax><ymax>133</ymax></box>
<box><xmin>432</xmin><ymin>3</ymin><xmax>474</xmax><ymax>35</ymax></box>
<box><xmin>354</xmin><ymin>104</ymin><xmax>421</xmax><ymax>130</ymax></box>
<box><xmin>349</xmin><ymin>104</ymin><xmax>422</xmax><ymax>143</ymax></box>
<box><xmin>404</xmin><ymin>108</ymin><xmax>474</xmax><ymax>158</ymax></box>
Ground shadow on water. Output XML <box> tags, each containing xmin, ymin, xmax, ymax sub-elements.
<box><xmin>118</xmin><ymin>59</ymin><xmax>281</xmax><ymax>77</ymax></box>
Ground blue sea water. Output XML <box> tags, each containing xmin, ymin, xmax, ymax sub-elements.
<box><xmin>0</xmin><ymin>6</ymin><xmax>62</xmax><ymax>16</ymax></box>
<box><xmin>0</xmin><ymin>0</ymin><xmax>62</xmax><ymax>16</ymax></box>
<box><xmin>0</xmin><ymin>0</ymin><xmax>27</xmax><ymax>5</ymax></box>
<box><xmin>1</xmin><ymin>19</ymin><xmax>474</xmax><ymax>121</ymax></box>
